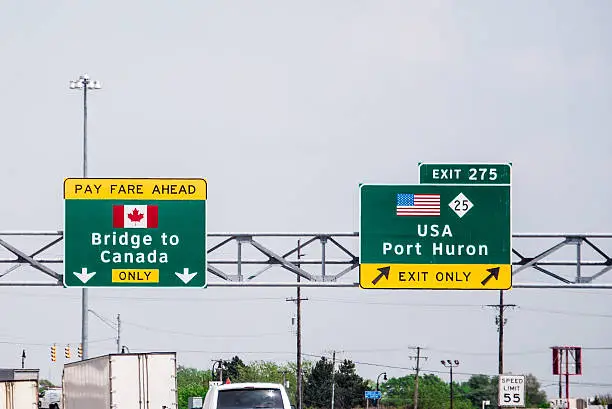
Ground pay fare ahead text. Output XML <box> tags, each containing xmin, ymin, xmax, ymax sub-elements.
<box><xmin>64</xmin><ymin>178</ymin><xmax>207</xmax><ymax>200</ymax></box>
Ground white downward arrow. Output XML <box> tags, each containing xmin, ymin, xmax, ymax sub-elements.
<box><xmin>175</xmin><ymin>268</ymin><xmax>197</xmax><ymax>284</ymax></box>
<box><xmin>74</xmin><ymin>267</ymin><xmax>96</xmax><ymax>284</ymax></box>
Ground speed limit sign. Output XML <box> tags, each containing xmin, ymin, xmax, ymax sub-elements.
<box><xmin>498</xmin><ymin>374</ymin><xmax>526</xmax><ymax>407</ymax></box>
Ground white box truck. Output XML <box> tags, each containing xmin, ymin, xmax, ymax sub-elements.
<box><xmin>0</xmin><ymin>380</ymin><xmax>39</xmax><ymax>409</ymax></box>
<box><xmin>62</xmin><ymin>352</ymin><xmax>177</xmax><ymax>409</ymax></box>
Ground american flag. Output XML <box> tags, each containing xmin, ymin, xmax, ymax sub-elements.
<box><xmin>396</xmin><ymin>193</ymin><xmax>440</xmax><ymax>216</ymax></box>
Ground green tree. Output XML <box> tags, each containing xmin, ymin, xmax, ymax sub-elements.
<box><xmin>176</xmin><ymin>366</ymin><xmax>212</xmax><ymax>409</ymax></box>
<box><xmin>285</xmin><ymin>360</ymin><xmax>313</xmax><ymax>407</ymax></box>
<box><xmin>380</xmin><ymin>374</ymin><xmax>473</xmax><ymax>409</ymax></box>
<box><xmin>334</xmin><ymin>360</ymin><xmax>368</xmax><ymax>409</ymax></box>
<box><xmin>238</xmin><ymin>361</ymin><xmax>285</xmax><ymax>383</ymax></box>
<box><xmin>380</xmin><ymin>374</ymin><xmax>414</xmax><ymax>407</ymax></box>
<box><xmin>304</xmin><ymin>357</ymin><xmax>334</xmax><ymax>408</ymax></box>
<box><xmin>222</xmin><ymin>356</ymin><xmax>246</xmax><ymax>382</ymax></box>
<box><xmin>592</xmin><ymin>394</ymin><xmax>612</xmax><ymax>405</ymax></box>
<box><xmin>461</xmin><ymin>375</ymin><xmax>496</xmax><ymax>409</ymax></box>
<box><xmin>38</xmin><ymin>379</ymin><xmax>57</xmax><ymax>394</ymax></box>
<box><xmin>524</xmin><ymin>374</ymin><xmax>548</xmax><ymax>408</ymax></box>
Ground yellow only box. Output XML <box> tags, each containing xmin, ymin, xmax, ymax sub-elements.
<box><xmin>112</xmin><ymin>269</ymin><xmax>160</xmax><ymax>283</ymax></box>
<box><xmin>359</xmin><ymin>263</ymin><xmax>512</xmax><ymax>290</ymax></box>
<box><xmin>64</xmin><ymin>178</ymin><xmax>207</xmax><ymax>200</ymax></box>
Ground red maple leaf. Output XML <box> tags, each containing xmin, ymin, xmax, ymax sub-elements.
<box><xmin>127</xmin><ymin>208</ymin><xmax>145</xmax><ymax>223</ymax></box>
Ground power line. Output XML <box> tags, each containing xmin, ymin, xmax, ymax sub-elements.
<box><xmin>426</xmin><ymin>348</ymin><xmax>547</xmax><ymax>356</ymax></box>
<box><xmin>2</xmin><ymin>291</ymin><xmax>611</xmax><ymax>319</ymax></box>
<box><xmin>519</xmin><ymin>307</ymin><xmax>612</xmax><ymax>319</ymax></box>
<box><xmin>299</xmin><ymin>354</ymin><xmax>612</xmax><ymax>387</ymax></box>
<box><xmin>0</xmin><ymin>337</ymin><xmax>115</xmax><ymax>347</ymax></box>
<box><xmin>120</xmin><ymin>319</ymin><xmax>289</xmax><ymax>339</ymax></box>
<box><xmin>88</xmin><ymin>347</ymin><xmax>610</xmax><ymax>390</ymax></box>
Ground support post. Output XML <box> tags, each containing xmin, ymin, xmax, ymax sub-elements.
<box><xmin>237</xmin><ymin>239</ymin><xmax>242</xmax><ymax>281</ymax></box>
<box><xmin>576</xmin><ymin>239</ymin><xmax>582</xmax><ymax>282</ymax></box>
<box><xmin>565</xmin><ymin>349</ymin><xmax>570</xmax><ymax>401</ymax></box>
<box><xmin>117</xmin><ymin>314</ymin><xmax>121</xmax><ymax>354</ymax></box>
<box><xmin>81</xmin><ymin>80</ymin><xmax>89</xmax><ymax>361</ymax></box>
<box><xmin>450</xmin><ymin>365</ymin><xmax>454</xmax><ymax>409</ymax></box>
<box><xmin>321</xmin><ymin>236</ymin><xmax>327</xmax><ymax>281</ymax></box>
<box><xmin>498</xmin><ymin>290</ymin><xmax>504</xmax><ymax>374</ymax></box>
<box><xmin>558</xmin><ymin>350</ymin><xmax>562</xmax><ymax>399</ymax></box>
<box><xmin>297</xmin><ymin>242</ymin><xmax>303</xmax><ymax>409</ymax></box>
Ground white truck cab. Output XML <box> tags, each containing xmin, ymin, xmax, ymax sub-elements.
<box><xmin>39</xmin><ymin>387</ymin><xmax>61</xmax><ymax>409</ymax></box>
<box><xmin>203</xmin><ymin>383</ymin><xmax>292</xmax><ymax>409</ymax></box>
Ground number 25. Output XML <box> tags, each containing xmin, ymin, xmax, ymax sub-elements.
<box><xmin>454</xmin><ymin>200</ymin><xmax>469</xmax><ymax>211</ymax></box>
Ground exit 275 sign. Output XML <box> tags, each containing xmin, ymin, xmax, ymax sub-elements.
<box><xmin>63</xmin><ymin>178</ymin><xmax>207</xmax><ymax>288</ymax></box>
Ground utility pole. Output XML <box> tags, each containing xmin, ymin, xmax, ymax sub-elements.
<box><xmin>286</xmin><ymin>239</ymin><xmax>308</xmax><ymax>409</ymax></box>
<box><xmin>409</xmin><ymin>347</ymin><xmax>428</xmax><ymax>409</ymax></box>
<box><xmin>116</xmin><ymin>314</ymin><xmax>121</xmax><ymax>354</ymax></box>
<box><xmin>331</xmin><ymin>350</ymin><xmax>336</xmax><ymax>409</ymax></box>
<box><xmin>322</xmin><ymin>349</ymin><xmax>343</xmax><ymax>409</ymax></box>
<box><xmin>486</xmin><ymin>290</ymin><xmax>516</xmax><ymax>374</ymax></box>
<box><xmin>87</xmin><ymin>309</ymin><xmax>120</xmax><ymax>355</ymax></box>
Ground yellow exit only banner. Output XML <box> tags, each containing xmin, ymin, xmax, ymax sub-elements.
<box><xmin>359</xmin><ymin>264</ymin><xmax>512</xmax><ymax>290</ymax></box>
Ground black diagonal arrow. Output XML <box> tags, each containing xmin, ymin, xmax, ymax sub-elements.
<box><xmin>371</xmin><ymin>266</ymin><xmax>391</xmax><ymax>285</ymax></box>
<box><xmin>481</xmin><ymin>266</ymin><xmax>500</xmax><ymax>286</ymax></box>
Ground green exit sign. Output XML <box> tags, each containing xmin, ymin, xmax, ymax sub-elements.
<box><xmin>359</xmin><ymin>183</ymin><xmax>511</xmax><ymax>290</ymax></box>
<box><xmin>418</xmin><ymin>163</ymin><xmax>511</xmax><ymax>185</ymax></box>
<box><xmin>63</xmin><ymin>178</ymin><xmax>207</xmax><ymax>288</ymax></box>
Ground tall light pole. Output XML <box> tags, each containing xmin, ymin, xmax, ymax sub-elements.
<box><xmin>375</xmin><ymin>372</ymin><xmax>387</xmax><ymax>391</ymax></box>
<box><xmin>375</xmin><ymin>372</ymin><xmax>387</xmax><ymax>407</ymax></box>
<box><xmin>441</xmin><ymin>360</ymin><xmax>460</xmax><ymax>409</ymax></box>
<box><xmin>69</xmin><ymin>73</ymin><xmax>101</xmax><ymax>360</ymax></box>
<box><xmin>211</xmin><ymin>359</ymin><xmax>223</xmax><ymax>382</ymax></box>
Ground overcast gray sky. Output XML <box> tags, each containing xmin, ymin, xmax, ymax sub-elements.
<box><xmin>1</xmin><ymin>0</ymin><xmax>611</xmax><ymax>399</ymax></box>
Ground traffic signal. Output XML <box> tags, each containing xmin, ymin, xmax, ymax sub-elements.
<box><xmin>50</xmin><ymin>345</ymin><xmax>56</xmax><ymax>362</ymax></box>
<box><xmin>78</xmin><ymin>344</ymin><xmax>83</xmax><ymax>358</ymax></box>
<box><xmin>65</xmin><ymin>345</ymin><xmax>71</xmax><ymax>359</ymax></box>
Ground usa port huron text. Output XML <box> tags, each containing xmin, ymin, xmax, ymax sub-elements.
<box><xmin>381</xmin><ymin>224</ymin><xmax>489</xmax><ymax>257</ymax></box>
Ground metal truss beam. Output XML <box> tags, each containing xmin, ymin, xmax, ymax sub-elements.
<box><xmin>0</xmin><ymin>231</ymin><xmax>611</xmax><ymax>289</ymax></box>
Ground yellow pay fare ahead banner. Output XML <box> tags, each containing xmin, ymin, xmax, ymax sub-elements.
<box><xmin>64</xmin><ymin>178</ymin><xmax>207</xmax><ymax>200</ymax></box>
<box><xmin>360</xmin><ymin>264</ymin><xmax>512</xmax><ymax>290</ymax></box>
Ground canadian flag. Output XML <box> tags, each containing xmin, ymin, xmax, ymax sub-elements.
<box><xmin>113</xmin><ymin>205</ymin><xmax>158</xmax><ymax>229</ymax></box>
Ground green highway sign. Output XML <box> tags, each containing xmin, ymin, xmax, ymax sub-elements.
<box><xmin>418</xmin><ymin>163</ymin><xmax>511</xmax><ymax>185</ymax></box>
<box><xmin>359</xmin><ymin>183</ymin><xmax>511</xmax><ymax>290</ymax></box>
<box><xmin>63</xmin><ymin>178</ymin><xmax>207</xmax><ymax>288</ymax></box>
